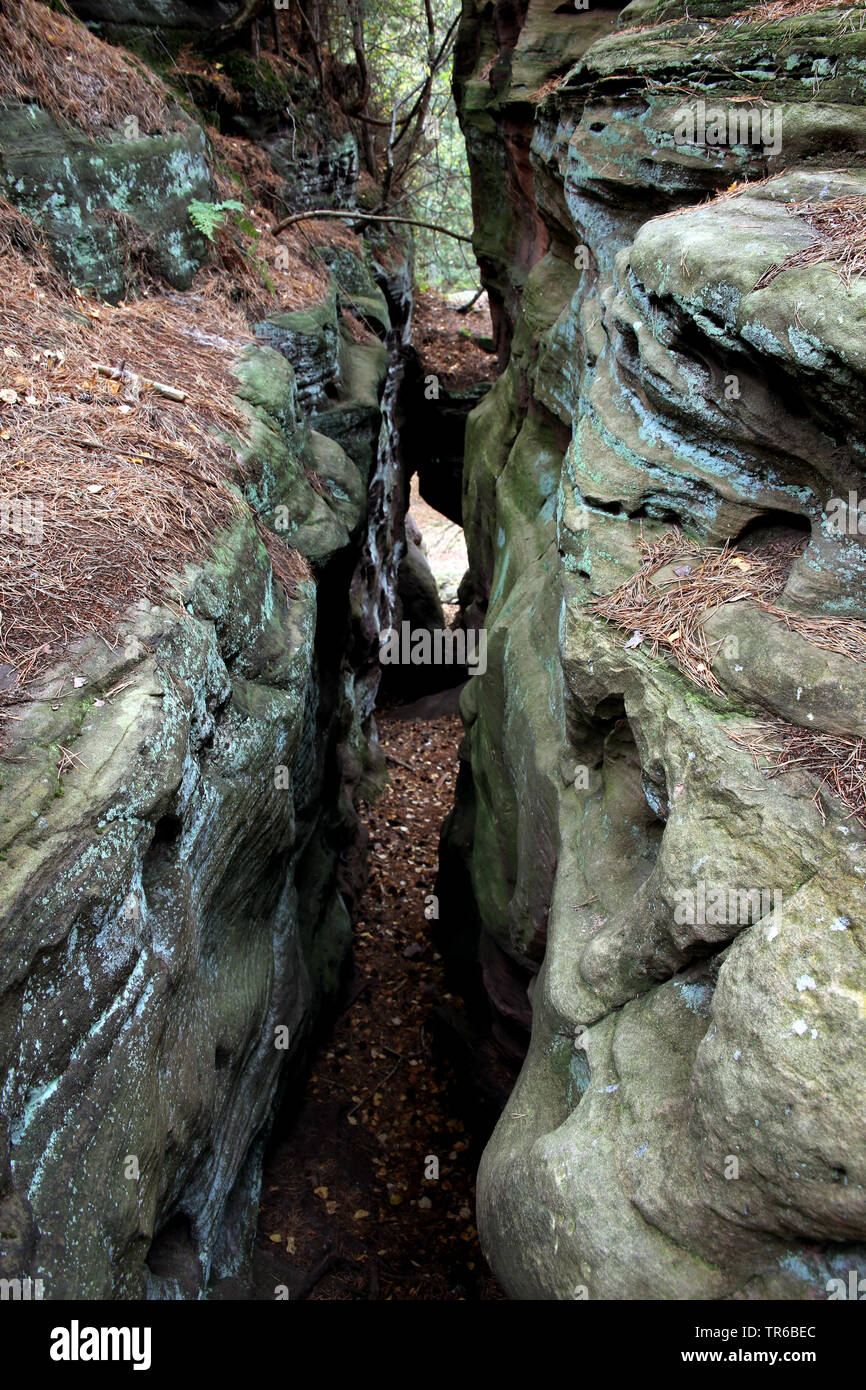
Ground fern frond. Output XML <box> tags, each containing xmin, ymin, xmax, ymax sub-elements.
<box><xmin>187</xmin><ymin>198</ymin><xmax>246</xmax><ymax>242</ymax></box>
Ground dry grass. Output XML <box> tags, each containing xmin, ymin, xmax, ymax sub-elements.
<box><xmin>730</xmin><ymin>719</ymin><xmax>866</xmax><ymax>827</ymax></box>
<box><xmin>0</xmin><ymin>200</ymin><xmax>314</xmax><ymax>701</ymax></box>
<box><xmin>754</xmin><ymin>194</ymin><xmax>866</xmax><ymax>289</ymax></box>
<box><xmin>0</xmin><ymin>0</ymin><xmax>177</xmax><ymax>138</ymax></box>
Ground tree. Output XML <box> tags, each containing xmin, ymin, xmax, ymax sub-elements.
<box><xmin>226</xmin><ymin>0</ymin><xmax>476</xmax><ymax>289</ymax></box>
<box><xmin>330</xmin><ymin>0</ymin><xmax>473</xmax><ymax>287</ymax></box>
<box><xmin>207</xmin><ymin>0</ymin><xmax>269</xmax><ymax>52</ymax></box>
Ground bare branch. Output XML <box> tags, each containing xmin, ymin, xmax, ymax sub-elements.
<box><xmin>456</xmin><ymin>287</ymin><xmax>484</xmax><ymax>314</ymax></box>
<box><xmin>271</xmin><ymin>209</ymin><xmax>472</xmax><ymax>243</ymax></box>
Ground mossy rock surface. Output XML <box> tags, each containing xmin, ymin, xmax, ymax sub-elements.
<box><xmin>69</xmin><ymin>1</ymin><xmax>236</xmax><ymax>28</ymax></box>
<box><xmin>450</xmin><ymin>0</ymin><xmax>866</xmax><ymax>1302</ymax></box>
<box><xmin>0</xmin><ymin>103</ymin><xmax>212</xmax><ymax>300</ymax></box>
<box><xmin>0</xmin><ymin>245</ymin><xmax>393</xmax><ymax>1297</ymax></box>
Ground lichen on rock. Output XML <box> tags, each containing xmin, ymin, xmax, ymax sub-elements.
<box><xmin>445</xmin><ymin>0</ymin><xmax>866</xmax><ymax>1301</ymax></box>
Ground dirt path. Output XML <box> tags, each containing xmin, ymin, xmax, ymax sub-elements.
<box><xmin>409</xmin><ymin>476</ymin><xmax>468</xmax><ymax>603</ymax></box>
<box><xmin>412</xmin><ymin>290</ymin><xmax>498</xmax><ymax>391</ymax></box>
<box><xmin>251</xmin><ymin>708</ymin><xmax>505</xmax><ymax>1301</ymax></box>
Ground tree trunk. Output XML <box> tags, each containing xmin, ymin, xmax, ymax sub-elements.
<box><xmin>339</xmin><ymin>0</ymin><xmax>374</xmax><ymax>174</ymax></box>
<box><xmin>382</xmin><ymin>11</ymin><xmax>459</xmax><ymax>206</ymax></box>
<box><xmin>205</xmin><ymin>0</ymin><xmax>269</xmax><ymax>50</ymax></box>
<box><xmin>271</xmin><ymin>0</ymin><xmax>283</xmax><ymax>58</ymax></box>
<box><xmin>346</xmin><ymin>0</ymin><xmax>371</xmax><ymax>110</ymax></box>
<box><xmin>296</xmin><ymin>1</ymin><xmax>325</xmax><ymax>89</ymax></box>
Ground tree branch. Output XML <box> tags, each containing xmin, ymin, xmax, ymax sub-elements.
<box><xmin>456</xmin><ymin>287</ymin><xmax>484</xmax><ymax>313</ymax></box>
<box><xmin>271</xmin><ymin>209</ymin><xmax>472</xmax><ymax>243</ymax></box>
<box><xmin>393</xmin><ymin>13</ymin><xmax>460</xmax><ymax>146</ymax></box>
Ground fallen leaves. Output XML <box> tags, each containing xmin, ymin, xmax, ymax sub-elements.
<box><xmin>412</xmin><ymin>291</ymin><xmax>498</xmax><ymax>392</ymax></box>
<box><xmin>253</xmin><ymin>711</ymin><xmax>503</xmax><ymax>1300</ymax></box>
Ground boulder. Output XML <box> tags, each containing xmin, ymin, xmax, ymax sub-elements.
<box><xmin>0</xmin><ymin>103</ymin><xmax>212</xmax><ymax>301</ymax></box>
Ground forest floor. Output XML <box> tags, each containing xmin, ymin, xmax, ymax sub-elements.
<box><xmin>247</xmin><ymin>288</ymin><xmax>506</xmax><ymax>1301</ymax></box>
<box><xmin>406</xmin><ymin>289</ymin><xmax>494</xmax><ymax>602</ymax></box>
<box><xmin>412</xmin><ymin>290</ymin><xmax>498</xmax><ymax>390</ymax></box>
<box><xmin>409</xmin><ymin>475</ymin><xmax>467</xmax><ymax>604</ymax></box>
<box><xmin>251</xmin><ymin>705</ymin><xmax>506</xmax><ymax>1301</ymax></box>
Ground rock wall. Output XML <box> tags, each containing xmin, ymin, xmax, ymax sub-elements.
<box><xmin>0</xmin><ymin>5</ymin><xmax>411</xmax><ymax>1299</ymax></box>
<box><xmin>447</xmin><ymin>0</ymin><xmax>866</xmax><ymax>1299</ymax></box>
<box><xmin>0</xmin><ymin>305</ymin><xmax>403</xmax><ymax>1301</ymax></box>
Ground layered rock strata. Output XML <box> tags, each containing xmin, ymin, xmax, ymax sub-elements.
<box><xmin>447</xmin><ymin>0</ymin><xmax>866</xmax><ymax>1299</ymax></box>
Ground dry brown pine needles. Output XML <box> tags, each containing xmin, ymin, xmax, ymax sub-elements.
<box><xmin>590</xmin><ymin>528</ymin><xmax>866</xmax><ymax>694</ymax></box>
<box><xmin>0</xmin><ymin>0</ymin><xmax>177</xmax><ymax>139</ymax></box>
<box><xmin>621</xmin><ymin>0</ymin><xmax>858</xmax><ymax>34</ymax></box>
<box><xmin>737</xmin><ymin>0</ymin><xmax>863</xmax><ymax>27</ymax></box>
<box><xmin>730</xmin><ymin>719</ymin><xmax>866</xmax><ymax>827</ymax></box>
<box><xmin>594</xmin><ymin>529</ymin><xmax>866</xmax><ymax>825</ymax></box>
<box><xmin>754</xmin><ymin>194</ymin><xmax>866</xmax><ymax>290</ymax></box>
<box><xmin>589</xmin><ymin>530</ymin><xmax>797</xmax><ymax>694</ymax></box>
<box><xmin>0</xmin><ymin>200</ymin><xmax>313</xmax><ymax>697</ymax></box>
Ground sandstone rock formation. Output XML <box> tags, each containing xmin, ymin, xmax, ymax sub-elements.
<box><xmin>446</xmin><ymin>0</ymin><xmax>866</xmax><ymax>1299</ymax></box>
<box><xmin>0</xmin><ymin>1</ymin><xmax>412</xmax><ymax>1299</ymax></box>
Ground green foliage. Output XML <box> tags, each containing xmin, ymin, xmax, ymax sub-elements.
<box><xmin>329</xmin><ymin>0</ymin><xmax>475</xmax><ymax>291</ymax></box>
<box><xmin>187</xmin><ymin>198</ymin><xmax>247</xmax><ymax>242</ymax></box>
<box><xmin>409</xmin><ymin>88</ymin><xmax>475</xmax><ymax>292</ymax></box>
<box><xmin>187</xmin><ymin>196</ymin><xmax>274</xmax><ymax>293</ymax></box>
<box><xmin>370</xmin><ymin>1</ymin><xmax>474</xmax><ymax>290</ymax></box>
